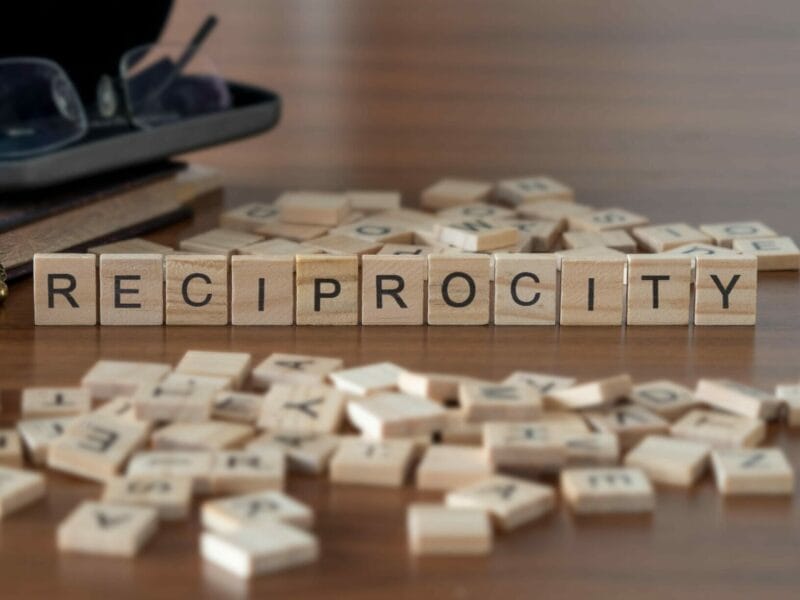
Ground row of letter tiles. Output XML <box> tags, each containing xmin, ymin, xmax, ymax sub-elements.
<box><xmin>32</xmin><ymin>252</ymin><xmax>757</xmax><ymax>326</ymax></box>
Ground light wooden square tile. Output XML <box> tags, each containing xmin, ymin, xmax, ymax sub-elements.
<box><xmin>493</xmin><ymin>253</ymin><xmax>558</xmax><ymax>325</ymax></box>
<box><xmin>220</xmin><ymin>202</ymin><xmax>280</xmax><ymax>232</ymax></box>
<box><xmin>279</xmin><ymin>192</ymin><xmax>350</xmax><ymax>226</ymax></box>
<box><xmin>503</xmin><ymin>371</ymin><xmax>576</xmax><ymax>395</ymax></box>
<box><xmin>57</xmin><ymin>501</ymin><xmax>158</xmax><ymax>557</ymax></box>
<box><xmin>398</xmin><ymin>371</ymin><xmax>485</xmax><ymax>403</ymax></box>
<box><xmin>732</xmin><ymin>236</ymin><xmax>800</xmax><ymax>271</ymax></box>
<box><xmin>630</xmin><ymin>380</ymin><xmax>698</xmax><ymax>420</ymax></box>
<box><xmin>670</xmin><ymin>409</ymin><xmax>765</xmax><ymax>448</ymax></box>
<box><xmin>163</xmin><ymin>372</ymin><xmax>231</xmax><ymax>392</ymax></box>
<box><xmin>561</xmin><ymin>467</ymin><xmax>655</xmax><ymax>514</ymax></box>
<box><xmin>132</xmin><ymin>376</ymin><xmax>216</xmax><ymax>422</ymax></box>
<box><xmin>99</xmin><ymin>254</ymin><xmax>164</xmax><ymax>325</ymax></box>
<box><xmin>179</xmin><ymin>228</ymin><xmax>263</xmax><ymax>256</ymax></box>
<box><xmin>347</xmin><ymin>393</ymin><xmax>445</xmax><ymax>439</ymax></box>
<box><xmin>304</xmin><ymin>233</ymin><xmax>382</xmax><ymax>257</ymax></box>
<box><xmin>295</xmin><ymin>254</ymin><xmax>358</xmax><ymax>325</ymax></box>
<box><xmin>329</xmin><ymin>438</ymin><xmax>415</xmax><ymax>487</ymax></box>
<box><xmin>494</xmin><ymin>175</ymin><xmax>574</xmax><ymax>206</ymax></box>
<box><xmin>210</xmin><ymin>448</ymin><xmax>285</xmax><ymax>494</ymax></box>
<box><xmin>248</xmin><ymin>433</ymin><xmax>340</xmax><ymax>475</ymax></box>
<box><xmin>212</xmin><ymin>391</ymin><xmax>262</xmax><ymax>424</ymax></box>
<box><xmin>88</xmin><ymin>237</ymin><xmax>174</xmax><ymax>256</ymax></box>
<box><xmin>152</xmin><ymin>422</ymin><xmax>254</xmax><ymax>451</ymax></box>
<box><xmin>0</xmin><ymin>430</ymin><xmax>23</xmax><ymax>467</ymax></box>
<box><xmin>361</xmin><ymin>255</ymin><xmax>425</xmax><ymax>325</ymax></box>
<box><xmin>459</xmin><ymin>383</ymin><xmax>542</xmax><ymax>423</ymax></box>
<box><xmin>91</xmin><ymin>398</ymin><xmax>138</xmax><ymax>422</ymax></box>
<box><xmin>255</xmin><ymin>221</ymin><xmax>330</xmax><ymax>242</ymax></box>
<box><xmin>625</xmin><ymin>435</ymin><xmax>709</xmax><ymax>487</ymax></box>
<box><xmin>420</xmin><ymin>178</ymin><xmax>492</xmax><ymax>211</ymax></box>
<box><xmin>626</xmin><ymin>254</ymin><xmax>692</xmax><ymax>325</ymax></box>
<box><xmin>560</xmin><ymin>255</ymin><xmax>626</xmax><ymax>325</ymax></box>
<box><xmin>493</xmin><ymin>218</ymin><xmax>563</xmax><ymax>251</ymax></box>
<box><xmin>695</xmin><ymin>379</ymin><xmax>780</xmax><ymax>420</ymax></box>
<box><xmin>631</xmin><ymin>223</ymin><xmax>712</xmax><ymax>252</ymax></box>
<box><xmin>775</xmin><ymin>383</ymin><xmax>800</xmax><ymax>427</ymax></box>
<box><xmin>711</xmin><ymin>448</ymin><xmax>794</xmax><ymax>495</ymax></box>
<box><xmin>165</xmin><ymin>254</ymin><xmax>229</xmax><ymax>325</ymax></box>
<box><xmin>435</xmin><ymin>219</ymin><xmax>518</xmax><ymax>251</ymax></box>
<box><xmin>562</xmin><ymin>230</ymin><xmax>636</xmax><ymax>253</ymax></box>
<box><xmin>437</xmin><ymin>203</ymin><xmax>515</xmax><ymax>221</ymax></box>
<box><xmin>563</xmin><ymin>432</ymin><xmax>620</xmax><ymax>467</ymax></box>
<box><xmin>16</xmin><ymin>417</ymin><xmax>75</xmax><ymax>466</ymax></box>
<box><xmin>407</xmin><ymin>504</ymin><xmax>492</xmax><ymax>556</ymax></box>
<box><xmin>585</xmin><ymin>405</ymin><xmax>670</xmax><ymax>450</ymax></box>
<box><xmin>567</xmin><ymin>208</ymin><xmax>649</xmax><ymax>232</ymax></box>
<box><xmin>252</xmin><ymin>353</ymin><xmax>343</xmax><ymax>387</ymax></box>
<box><xmin>378</xmin><ymin>244</ymin><xmax>439</xmax><ymax>258</ymax></box>
<box><xmin>517</xmin><ymin>200</ymin><xmax>593</xmax><ymax>222</ymax></box>
<box><xmin>127</xmin><ymin>450</ymin><xmax>214</xmax><ymax>494</ymax></box>
<box><xmin>427</xmin><ymin>254</ymin><xmax>491</xmax><ymax>325</ymax></box>
<box><xmin>175</xmin><ymin>350</ymin><xmax>252</xmax><ymax>389</ymax></box>
<box><xmin>81</xmin><ymin>360</ymin><xmax>171</xmax><ymax>400</ymax></box>
<box><xmin>699</xmin><ymin>221</ymin><xmax>778</xmax><ymax>248</ymax></box>
<box><xmin>33</xmin><ymin>253</ymin><xmax>97</xmax><ymax>325</ymax></box>
<box><xmin>483</xmin><ymin>422</ymin><xmax>567</xmax><ymax>471</ymax></box>
<box><xmin>238</xmin><ymin>237</ymin><xmax>322</xmax><ymax>259</ymax></box>
<box><xmin>231</xmin><ymin>255</ymin><xmax>294</xmax><ymax>325</ymax></box>
<box><xmin>345</xmin><ymin>190</ymin><xmax>402</xmax><ymax>214</ymax></box>
<box><xmin>202</xmin><ymin>490</ymin><xmax>313</xmax><ymax>534</ymax></box>
<box><xmin>103</xmin><ymin>475</ymin><xmax>193</xmax><ymax>520</ymax></box>
<box><xmin>439</xmin><ymin>411</ymin><xmax>484</xmax><ymax>445</ymax></box>
<box><xmin>694</xmin><ymin>255</ymin><xmax>757</xmax><ymax>326</ymax></box>
<box><xmin>545</xmin><ymin>374</ymin><xmax>632</xmax><ymax>411</ymax></box>
<box><xmin>329</xmin><ymin>362</ymin><xmax>403</xmax><ymax>396</ymax></box>
<box><xmin>21</xmin><ymin>387</ymin><xmax>91</xmax><ymax>418</ymax></box>
<box><xmin>331</xmin><ymin>219</ymin><xmax>413</xmax><ymax>244</ymax></box>
<box><xmin>259</xmin><ymin>384</ymin><xmax>346</xmax><ymax>434</ymax></box>
<box><xmin>0</xmin><ymin>466</ymin><xmax>45</xmax><ymax>518</ymax></box>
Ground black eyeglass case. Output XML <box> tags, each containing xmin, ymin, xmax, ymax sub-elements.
<box><xmin>0</xmin><ymin>1</ymin><xmax>280</xmax><ymax>192</ymax></box>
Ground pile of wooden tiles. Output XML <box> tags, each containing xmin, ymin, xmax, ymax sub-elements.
<box><xmin>32</xmin><ymin>177</ymin><xmax>799</xmax><ymax>327</ymax></box>
<box><xmin>1</xmin><ymin>350</ymin><xmax>799</xmax><ymax>577</ymax></box>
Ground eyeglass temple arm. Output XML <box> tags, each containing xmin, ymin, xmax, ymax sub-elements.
<box><xmin>175</xmin><ymin>14</ymin><xmax>218</xmax><ymax>74</ymax></box>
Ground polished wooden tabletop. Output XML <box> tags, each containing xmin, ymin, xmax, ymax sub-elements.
<box><xmin>2</xmin><ymin>0</ymin><xmax>800</xmax><ymax>597</ymax></box>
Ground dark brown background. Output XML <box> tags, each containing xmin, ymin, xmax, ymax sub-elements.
<box><xmin>1</xmin><ymin>0</ymin><xmax>800</xmax><ymax>597</ymax></box>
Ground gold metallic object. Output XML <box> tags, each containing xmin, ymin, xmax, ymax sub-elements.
<box><xmin>0</xmin><ymin>262</ymin><xmax>7</xmax><ymax>305</ymax></box>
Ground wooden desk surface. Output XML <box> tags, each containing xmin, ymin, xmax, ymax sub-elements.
<box><xmin>2</xmin><ymin>1</ymin><xmax>800</xmax><ymax>597</ymax></box>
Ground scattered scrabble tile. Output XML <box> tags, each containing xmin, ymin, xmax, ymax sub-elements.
<box><xmin>91</xmin><ymin>397</ymin><xmax>138</xmax><ymax>422</ymax></box>
<box><xmin>127</xmin><ymin>450</ymin><xmax>214</xmax><ymax>494</ymax></box>
<box><xmin>295</xmin><ymin>254</ymin><xmax>359</xmax><ymax>325</ymax></box>
<box><xmin>439</xmin><ymin>411</ymin><xmax>484</xmax><ymax>445</ymax></box>
<box><xmin>21</xmin><ymin>387</ymin><xmax>91</xmax><ymax>418</ymax></box>
<box><xmin>179</xmin><ymin>228</ymin><xmax>263</xmax><ymax>256</ymax></box>
<box><xmin>329</xmin><ymin>362</ymin><xmax>404</xmax><ymax>396</ymax></box>
<box><xmin>699</xmin><ymin>221</ymin><xmax>778</xmax><ymax>248</ymax></box>
<box><xmin>517</xmin><ymin>199</ymin><xmax>593</xmax><ymax>222</ymax></box>
<box><xmin>562</xmin><ymin>230</ymin><xmax>636</xmax><ymax>253</ymax></box>
<box><xmin>555</xmin><ymin>245</ymin><xmax>626</xmax><ymax>269</ymax></box>
<box><xmin>568</xmin><ymin>208</ymin><xmax>649</xmax><ymax>232</ymax></box>
<box><xmin>47</xmin><ymin>415</ymin><xmax>149</xmax><ymax>482</ymax></box>
<box><xmin>630</xmin><ymin>380</ymin><xmax>698</xmax><ymax>420</ymax></box>
<box><xmin>420</xmin><ymin>178</ymin><xmax>492</xmax><ymax>211</ymax></box>
<box><xmin>427</xmin><ymin>253</ymin><xmax>491</xmax><ymax>325</ymax></box>
<box><xmin>585</xmin><ymin>405</ymin><xmax>669</xmax><ymax>450</ymax></box>
<box><xmin>416</xmin><ymin>444</ymin><xmax>494</xmax><ymax>490</ymax></box>
<box><xmin>561</xmin><ymin>468</ymin><xmax>655</xmax><ymax>514</ymax></box>
<box><xmin>459</xmin><ymin>382</ymin><xmax>542</xmax><ymax>422</ymax></box>
<box><xmin>279</xmin><ymin>191</ymin><xmax>350</xmax><ymax>226</ymax></box>
<box><xmin>378</xmin><ymin>243</ymin><xmax>440</xmax><ymax>257</ymax></box>
<box><xmin>57</xmin><ymin>501</ymin><xmax>158</xmax><ymax>557</ymax></box>
<box><xmin>248</xmin><ymin>433</ymin><xmax>339</xmax><ymax>475</ymax></box>
<box><xmin>493</xmin><ymin>253</ymin><xmax>558</xmax><ymax>325</ymax></box>
<box><xmin>0</xmin><ymin>466</ymin><xmax>45</xmax><ymax>518</ymax></box>
<box><xmin>483</xmin><ymin>422</ymin><xmax>567</xmax><ymax>471</ymax></box>
<box><xmin>33</xmin><ymin>253</ymin><xmax>97</xmax><ymax>325</ymax></box>
<box><xmin>775</xmin><ymin>383</ymin><xmax>800</xmax><ymax>427</ymax></box>
<box><xmin>631</xmin><ymin>223</ymin><xmax>712</xmax><ymax>252</ymax></box>
<box><xmin>563</xmin><ymin>432</ymin><xmax>620</xmax><ymax>466</ymax></box>
<box><xmin>99</xmin><ymin>254</ymin><xmax>164</xmax><ymax>325</ymax></box>
<box><xmin>255</xmin><ymin>221</ymin><xmax>330</xmax><ymax>242</ymax></box>
<box><xmin>259</xmin><ymin>384</ymin><xmax>346</xmax><ymax>434</ymax></box>
<box><xmin>694</xmin><ymin>255</ymin><xmax>757</xmax><ymax>326</ymax></box>
<box><xmin>345</xmin><ymin>190</ymin><xmax>402</xmax><ymax>214</ymax></box>
<box><xmin>397</xmin><ymin>371</ymin><xmax>481</xmax><ymax>402</ymax></box>
<box><xmin>202</xmin><ymin>490</ymin><xmax>313</xmax><ymax>533</ymax></box>
<box><xmin>626</xmin><ymin>254</ymin><xmax>693</xmax><ymax>325</ymax></box>
<box><xmin>252</xmin><ymin>353</ymin><xmax>344</xmax><ymax>387</ymax></box>
<box><xmin>711</xmin><ymin>448</ymin><xmax>794</xmax><ymax>495</ymax></box>
<box><xmin>407</xmin><ymin>504</ymin><xmax>492</xmax><ymax>556</ymax></box>
<box><xmin>80</xmin><ymin>359</ymin><xmax>171</xmax><ymax>400</ymax></box>
<box><xmin>664</xmin><ymin>243</ymin><xmax>741</xmax><ymax>260</ymax></box>
<box><xmin>238</xmin><ymin>237</ymin><xmax>322</xmax><ymax>258</ymax></box>
<box><xmin>165</xmin><ymin>254</ymin><xmax>229</xmax><ymax>325</ymax></box>
<box><xmin>304</xmin><ymin>233</ymin><xmax>383</xmax><ymax>257</ymax></box>
<box><xmin>152</xmin><ymin>421</ymin><xmax>254</xmax><ymax>451</ymax></box>
<box><xmin>496</xmin><ymin>218</ymin><xmax>563</xmax><ymax>251</ymax></box>
<box><xmin>670</xmin><ymin>409</ymin><xmax>766</xmax><ymax>448</ymax></box>
<box><xmin>732</xmin><ymin>236</ymin><xmax>800</xmax><ymax>271</ymax></box>
<box><xmin>0</xmin><ymin>430</ymin><xmax>23</xmax><ymax>466</ymax></box>
<box><xmin>219</xmin><ymin>202</ymin><xmax>280</xmax><ymax>232</ymax></box>
<box><xmin>329</xmin><ymin>438</ymin><xmax>415</xmax><ymax>487</ymax></box>
<box><xmin>559</xmin><ymin>255</ymin><xmax>626</xmax><ymax>325</ymax></box>
<box><xmin>331</xmin><ymin>219</ymin><xmax>414</xmax><ymax>244</ymax></box>
<box><xmin>210</xmin><ymin>448</ymin><xmax>285</xmax><ymax>494</ymax></box>
<box><xmin>503</xmin><ymin>371</ymin><xmax>576</xmax><ymax>395</ymax></box>
<box><xmin>175</xmin><ymin>350</ymin><xmax>252</xmax><ymax>389</ymax></box>
<box><xmin>16</xmin><ymin>417</ymin><xmax>74</xmax><ymax>466</ymax></box>
<box><xmin>231</xmin><ymin>255</ymin><xmax>295</xmax><ymax>325</ymax></box>
<box><xmin>361</xmin><ymin>255</ymin><xmax>426</xmax><ymax>325</ymax></box>
<box><xmin>200</xmin><ymin>521</ymin><xmax>319</xmax><ymax>578</ymax></box>
<box><xmin>347</xmin><ymin>393</ymin><xmax>446</xmax><ymax>439</ymax></box>
<box><xmin>493</xmin><ymin>175</ymin><xmax>574</xmax><ymax>206</ymax></box>
<box><xmin>88</xmin><ymin>237</ymin><xmax>175</xmax><ymax>256</ymax></box>
<box><xmin>163</xmin><ymin>372</ymin><xmax>232</xmax><ymax>392</ymax></box>
<box><xmin>435</xmin><ymin>219</ymin><xmax>518</xmax><ymax>252</ymax></box>
<box><xmin>445</xmin><ymin>475</ymin><xmax>555</xmax><ymax>531</ymax></box>
<box><xmin>546</xmin><ymin>374</ymin><xmax>632</xmax><ymax>411</ymax></box>
<box><xmin>102</xmin><ymin>475</ymin><xmax>193</xmax><ymax>520</ymax></box>
<box><xmin>132</xmin><ymin>377</ymin><xmax>216</xmax><ymax>422</ymax></box>
<box><xmin>694</xmin><ymin>379</ymin><xmax>780</xmax><ymax>420</ymax></box>
<box><xmin>624</xmin><ymin>435</ymin><xmax>710</xmax><ymax>487</ymax></box>
<box><xmin>437</xmin><ymin>203</ymin><xmax>515</xmax><ymax>220</ymax></box>
<box><xmin>212</xmin><ymin>391</ymin><xmax>263</xmax><ymax>424</ymax></box>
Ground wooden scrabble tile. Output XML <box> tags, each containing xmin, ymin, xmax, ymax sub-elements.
<box><xmin>695</xmin><ymin>379</ymin><xmax>780</xmax><ymax>420</ymax></box>
<box><xmin>16</xmin><ymin>417</ymin><xmax>74</xmax><ymax>466</ymax></box>
<box><xmin>560</xmin><ymin>255</ymin><xmax>625</xmax><ymax>325</ymax></box>
<box><xmin>459</xmin><ymin>383</ymin><xmax>542</xmax><ymax>422</ymax></box>
<box><xmin>503</xmin><ymin>371</ymin><xmax>576</xmax><ymax>395</ymax></box>
<box><xmin>435</xmin><ymin>219</ymin><xmax>519</xmax><ymax>252</ymax></box>
<box><xmin>407</xmin><ymin>504</ymin><xmax>492</xmax><ymax>556</ymax></box>
<box><xmin>561</xmin><ymin>467</ymin><xmax>655</xmax><ymax>514</ymax></box>
<box><xmin>494</xmin><ymin>218</ymin><xmax>563</xmax><ymax>251</ymax></box>
<box><xmin>670</xmin><ymin>409</ymin><xmax>766</xmax><ymax>448</ymax></box>
<box><xmin>202</xmin><ymin>490</ymin><xmax>313</xmax><ymax>534</ymax></box>
<box><xmin>347</xmin><ymin>393</ymin><xmax>446</xmax><ymax>439</ymax></box>
<box><xmin>179</xmin><ymin>228</ymin><xmax>263</xmax><ymax>256</ymax></box>
<box><xmin>555</xmin><ymin>246</ymin><xmax>626</xmax><ymax>270</ymax></box>
<box><xmin>378</xmin><ymin>243</ymin><xmax>439</xmax><ymax>257</ymax></box>
<box><xmin>220</xmin><ymin>202</ymin><xmax>280</xmax><ymax>232</ymax></box>
<box><xmin>445</xmin><ymin>475</ymin><xmax>555</xmax><ymax>531</ymax></box>
<box><xmin>494</xmin><ymin>175</ymin><xmax>574</xmax><ymax>206</ymax></box>
<box><xmin>562</xmin><ymin>230</ymin><xmax>636</xmax><ymax>253</ymax></box>
<box><xmin>21</xmin><ymin>387</ymin><xmax>91</xmax><ymax>418</ymax></box>
<box><xmin>127</xmin><ymin>450</ymin><xmax>214</xmax><ymax>494</ymax></box>
<box><xmin>304</xmin><ymin>233</ymin><xmax>382</xmax><ymax>257</ymax></box>
<box><xmin>165</xmin><ymin>254</ymin><xmax>229</xmax><ymax>325</ymax></box>
<box><xmin>663</xmin><ymin>242</ymin><xmax>742</xmax><ymax>274</ymax></box>
<box><xmin>699</xmin><ymin>221</ymin><xmax>779</xmax><ymax>248</ymax></box>
<box><xmin>563</xmin><ymin>432</ymin><xmax>620</xmax><ymax>467</ymax></box>
<box><xmin>585</xmin><ymin>405</ymin><xmax>670</xmax><ymax>450</ymax></box>
<box><xmin>416</xmin><ymin>445</ymin><xmax>493</xmax><ymax>491</ymax></box>
<box><xmin>175</xmin><ymin>350</ymin><xmax>252</xmax><ymax>389</ymax></box>
<box><xmin>47</xmin><ymin>415</ymin><xmax>149</xmax><ymax>482</ymax></box>
<box><xmin>213</xmin><ymin>391</ymin><xmax>263</xmax><ymax>424</ymax></box>
<box><xmin>248</xmin><ymin>433</ymin><xmax>339</xmax><ymax>475</ymax></box>
<box><xmin>427</xmin><ymin>254</ymin><xmax>491</xmax><ymax>325</ymax></box>
<box><xmin>483</xmin><ymin>422</ymin><xmax>567</xmax><ymax>471</ymax></box>
<box><xmin>152</xmin><ymin>422</ymin><xmax>254</xmax><ymax>451</ymax></box>
<box><xmin>437</xmin><ymin>203</ymin><xmax>515</xmax><ymax>221</ymax></box>
<box><xmin>210</xmin><ymin>448</ymin><xmax>285</xmax><ymax>494</ymax></box>
<box><xmin>439</xmin><ymin>411</ymin><xmax>484</xmax><ymax>445</ymax></box>
<box><xmin>57</xmin><ymin>501</ymin><xmax>158</xmax><ymax>557</ymax></box>
<box><xmin>0</xmin><ymin>430</ymin><xmax>22</xmax><ymax>467</ymax></box>
<box><xmin>711</xmin><ymin>448</ymin><xmax>794</xmax><ymax>495</ymax></box>
<box><xmin>102</xmin><ymin>475</ymin><xmax>193</xmax><ymax>520</ymax></box>
<box><xmin>329</xmin><ymin>438</ymin><xmax>415</xmax><ymax>487</ymax></box>
<box><xmin>329</xmin><ymin>362</ymin><xmax>404</xmax><ymax>396</ymax></box>
<box><xmin>92</xmin><ymin>398</ymin><xmax>139</xmax><ymax>422</ymax></box>
<box><xmin>132</xmin><ymin>377</ymin><xmax>216</xmax><ymax>422</ymax></box>
<box><xmin>568</xmin><ymin>208</ymin><xmax>650</xmax><ymax>232</ymax></box>
<box><xmin>546</xmin><ymin>374</ymin><xmax>633</xmax><ymax>411</ymax></box>
<box><xmin>252</xmin><ymin>353</ymin><xmax>344</xmax><ymax>387</ymax></box>
<box><xmin>631</xmin><ymin>223</ymin><xmax>712</xmax><ymax>252</ymax></box>
<box><xmin>295</xmin><ymin>254</ymin><xmax>358</xmax><ymax>325</ymax></box>
<box><xmin>493</xmin><ymin>253</ymin><xmax>558</xmax><ymax>325</ymax></box>
<box><xmin>200</xmin><ymin>522</ymin><xmax>318</xmax><ymax>578</ymax></box>
<box><xmin>164</xmin><ymin>372</ymin><xmax>232</xmax><ymax>392</ymax></box>
<box><xmin>630</xmin><ymin>380</ymin><xmax>698</xmax><ymax>420</ymax></box>
<box><xmin>694</xmin><ymin>255</ymin><xmax>757</xmax><ymax>326</ymax></box>
<box><xmin>346</xmin><ymin>190</ymin><xmax>402</xmax><ymax>214</ymax></box>
<box><xmin>88</xmin><ymin>237</ymin><xmax>174</xmax><ymax>255</ymax></box>
<box><xmin>98</xmin><ymin>254</ymin><xmax>164</xmax><ymax>325</ymax></box>
<box><xmin>361</xmin><ymin>255</ymin><xmax>426</xmax><ymax>325</ymax></box>
<box><xmin>624</xmin><ymin>435</ymin><xmax>709</xmax><ymax>487</ymax></box>
<box><xmin>230</xmin><ymin>255</ymin><xmax>294</xmax><ymax>325</ymax></box>
<box><xmin>238</xmin><ymin>237</ymin><xmax>322</xmax><ymax>258</ymax></box>
<box><xmin>397</xmin><ymin>371</ymin><xmax>483</xmax><ymax>403</ymax></box>
<box><xmin>517</xmin><ymin>199</ymin><xmax>593</xmax><ymax>222</ymax></box>
<box><xmin>255</xmin><ymin>221</ymin><xmax>330</xmax><ymax>242</ymax></box>
<box><xmin>33</xmin><ymin>253</ymin><xmax>97</xmax><ymax>325</ymax></box>
<box><xmin>775</xmin><ymin>384</ymin><xmax>800</xmax><ymax>427</ymax></box>
<box><xmin>331</xmin><ymin>220</ymin><xmax>414</xmax><ymax>244</ymax></box>
<box><xmin>279</xmin><ymin>192</ymin><xmax>350</xmax><ymax>226</ymax></box>
<box><xmin>81</xmin><ymin>359</ymin><xmax>171</xmax><ymax>400</ymax></box>
<box><xmin>732</xmin><ymin>236</ymin><xmax>800</xmax><ymax>271</ymax></box>
<box><xmin>259</xmin><ymin>384</ymin><xmax>346</xmax><ymax>434</ymax></box>
<box><xmin>626</xmin><ymin>254</ymin><xmax>692</xmax><ymax>325</ymax></box>
<box><xmin>0</xmin><ymin>466</ymin><xmax>45</xmax><ymax>518</ymax></box>
<box><xmin>420</xmin><ymin>178</ymin><xmax>492</xmax><ymax>211</ymax></box>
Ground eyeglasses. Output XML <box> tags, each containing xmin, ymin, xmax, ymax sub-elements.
<box><xmin>0</xmin><ymin>15</ymin><xmax>231</xmax><ymax>160</ymax></box>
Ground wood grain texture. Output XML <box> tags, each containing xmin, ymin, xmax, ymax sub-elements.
<box><xmin>3</xmin><ymin>0</ymin><xmax>800</xmax><ymax>597</ymax></box>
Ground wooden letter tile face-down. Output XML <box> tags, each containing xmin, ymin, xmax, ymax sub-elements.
<box><xmin>407</xmin><ymin>504</ymin><xmax>492</xmax><ymax>556</ymax></box>
<box><xmin>624</xmin><ymin>435</ymin><xmax>710</xmax><ymax>487</ymax></box>
<box><xmin>202</xmin><ymin>490</ymin><xmax>314</xmax><ymax>534</ymax></box>
<box><xmin>361</xmin><ymin>255</ymin><xmax>426</xmax><ymax>325</ymax></box>
<box><xmin>427</xmin><ymin>254</ymin><xmax>491</xmax><ymax>325</ymax></box>
<box><xmin>347</xmin><ymin>393</ymin><xmax>446</xmax><ymax>439</ymax></box>
<box><xmin>415</xmin><ymin>445</ymin><xmax>494</xmax><ymax>491</ymax></box>
<box><xmin>560</xmin><ymin>255</ymin><xmax>626</xmax><ymax>325</ymax></box>
<box><xmin>295</xmin><ymin>255</ymin><xmax>359</xmax><ymax>325</ymax></box>
<box><xmin>57</xmin><ymin>501</ymin><xmax>159</xmax><ymax>557</ymax></box>
<box><xmin>99</xmin><ymin>254</ymin><xmax>164</xmax><ymax>325</ymax></box>
<box><xmin>694</xmin><ymin>379</ymin><xmax>780</xmax><ymax>420</ymax></box>
<box><xmin>0</xmin><ymin>466</ymin><xmax>46</xmax><ymax>519</ymax></box>
<box><xmin>165</xmin><ymin>254</ymin><xmax>229</xmax><ymax>325</ymax></box>
<box><xmin>80</xmin><ymin>359</ymin><xmax>172</xmax><ymax>400</ymax></box>
<box><xmin>626</xmin><ymin>255</ymin><xmax>693</xmax><ymax>326</ymax></box>
<box><xmin>102</xmin><ymin>475</ymin><xmax>193</xmax><ymax>520</ymax></box>
<box><xmin>231</xmin><ymin>255</ymin><xmax>295</xmax><ymax>325</ymax></box>
<box><xmin>259</xmin><ymin>384</ymin><xmax>346</xmax><ymax>434</ymax></box>
<box><xmin>560</xmin><ymin>467</ymin><xmax>655</xmax><ymax>514</ymax></box>
<box><xmin>493</xmin><ymin>254</ymin><xmax>558</xmax><ymax>325</ymax></box>
<box><xmin>694</xmin><ymin>255</ymin><xmax>757</xmax><ymax>326</ymax></box>
<box><xmin>33</xmin><ymin>253</ymin><xmax>97</xmax><ymax>325</ymax></box>
<box><xmin>151</xmin><ymin>422</ymin><xmax>254</xmax><ymax>451</ymax></box>
<box><xmin>711</xmin><ymin>448</ymin><xmax>794</xmax><ymax>495</ymax></box>
<box><xmin>175</xmin><ymin>350</ymin><xmax>252</xmax><ymax>389</ymax></box>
